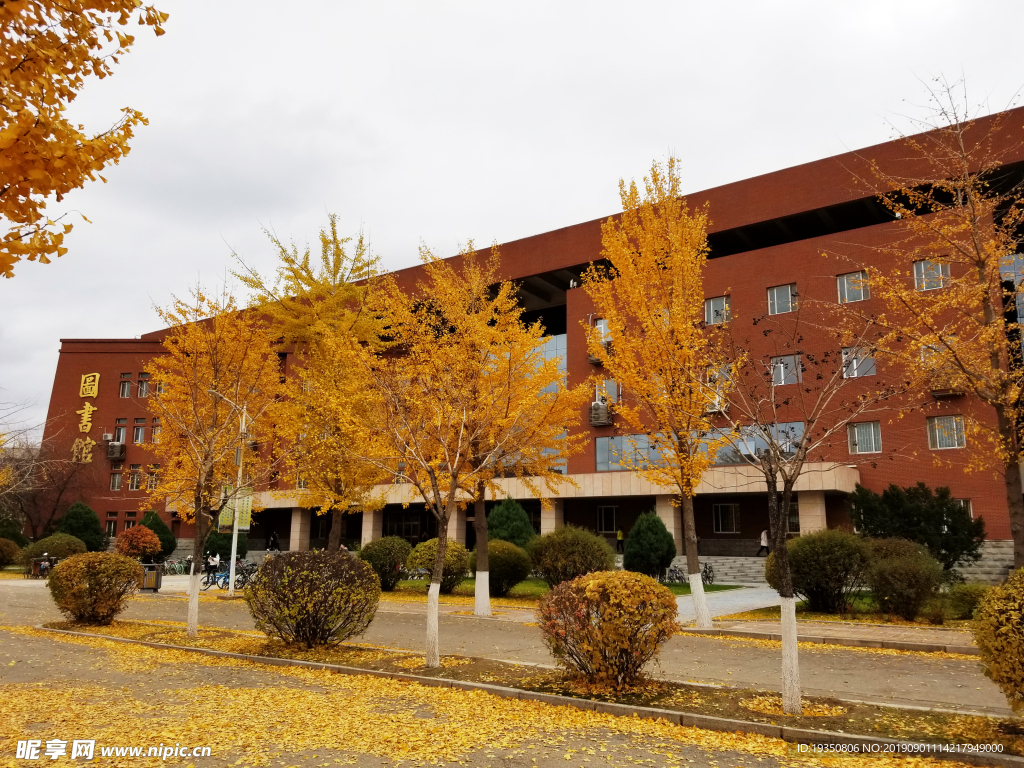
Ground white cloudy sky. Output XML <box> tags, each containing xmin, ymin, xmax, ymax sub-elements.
<box><xmin>3</xmin><ymin>1</ymin><xmax>1024</xmax><ymax>432</ymax></box>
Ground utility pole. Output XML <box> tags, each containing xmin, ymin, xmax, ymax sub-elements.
<box><xmin>208</xmin><ymin>390</ymin><xmax>248</xmax><ymax>597</ymax></box>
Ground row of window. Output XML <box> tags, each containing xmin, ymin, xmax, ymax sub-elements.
<box><xmin>104</xmin><ymin>510</ymin><xmax>137</xmax><ymax>536</ymax></box>
<box><xmin>768</xmin><ymin>347</ymin><xmax>876</xmax><ymax>387</ymax></box>
<box><xmin>702</xmin><ymin>261</ymin><xmax>951</xmax><ymax>326</ymax></box>
<box><xmin>118</xmin><ymin>372</ymin><xmax>153</xmax><ymax>398</ymax></box>
<box><xmin>112</xmin><ymin>417</ymin><xmax>160</xmax><ymax>444</ymax></box>
<box><xmin>110</xmin><ymin>463</ymin><xmax>159</xmax><ymax>492</ymax></box>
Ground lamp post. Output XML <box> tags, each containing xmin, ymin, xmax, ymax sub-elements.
<box><xmin>208</xmin><ymin>390</ymin><xmax>247</xmax><ymax>597</ymax></box>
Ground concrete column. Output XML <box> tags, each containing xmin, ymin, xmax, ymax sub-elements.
<box><xmin>797</xmin><ymin>490</ymin><xmax>827</xmax><ymax>535</ymax></box>
<box><xmin>447</xmin><ymin>505</ymin><xmax>466</xmax><ymax>545</ymax></box>
<box><xmin>288</xmin><ymin>507</ymin><xmax>310</xmax><ymax>551</ymax></box>
<box><xmin>361</xmin><ymin>509</ymin><xmax>383</xmax><ymax>547</ymax></box>
<box><xmin>540</xmin><ymin>499</ymin><xmax>564</xmax><ymax>535</ymax></box>
<box><xmin>655</xmin><ymin>494</ymin><xmax>683</xmax><ymax>555</ymax></box>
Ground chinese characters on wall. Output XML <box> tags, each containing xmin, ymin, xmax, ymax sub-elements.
<box><xmin>70</xmin><ymin>373</ymin><xmax>99</xmax><ymax>463</ymax></box>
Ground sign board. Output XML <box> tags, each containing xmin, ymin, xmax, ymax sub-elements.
<box><xmin>218</xmin><ymin>486</ymin><xmax>253</xmax><ymax>531</ymax></box>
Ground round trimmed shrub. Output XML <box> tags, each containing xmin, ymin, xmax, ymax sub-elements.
<box><xmin>529</xmin><ymin>525</ymin><xmax>615</xmax><ymax>587</ymax></box>
<box><xmin>205</xmin><ymin>530</ymin><xmax>249</xmax><ymax>560</ymax></box>
<box><xmin>140</xmin><ymin>511</ymin><xmax>177</xmax><ymax>561</ymax></box>
<box><xmin>20</xmin><ymin>533</ymin><xmax>87</xmax><ymax>564</ymax></box>
<box><xmin>948</xmin><ymin>582</ymin><xmax>991</xmax><ymax>620</ymax></box>
<box><xmin>764</xmin><ymin>529</ymin><xmax>870</xmax><ymax>613</ymax></box>
<box><xmin>359</xmin><ymin>536</ymin><xmax>412</xmax><ymax>591</ymax></box>
<box><xmin>48</xmin><ymin>552</ymin><xmax>143</xmax><ymax>625</ymax></box>
<box><xmin>115</xmin><ymin>525</ymin><xmax>162</xmax><ymax>560</ymax></box>
<box><xmin>406</xmin><ymin>538</ymin><xmax>470</xmax><ymax>593</ymax></box>
<box><xmin>623</xmin><ymin>511</ymin><xmax>676</xmax><ymax>578</ymax></box>
<box><xmin>470</xmin><ymin>539</ymin><xmax>532</xmax><ymax>597</ymax></box>
<box><xmin>487</xmin><ymin>499</ymin><xmax>537</xmax><ymax>549</ymax></box>
<box><xmin>58</xmin><ymin>502</ymin><xmax>106</xmax><ymax>552</ymax></box>
<box><xmin>973</xmin><ymin>568</ymin><xmax>1024</xmax><ymax>712</ymax></box>
<box><xmin>0</xmin><ymin>538</ymin><xmax>21</xmax><ymax>568</ymax></box>
<box><xmin>867</xmin><ymin>548</ymin><xmax>943</xmax><ymax>621</ymax></box>
<box><xmin>246</xmin><ymin>550</ymin><xmax>381</xmax><ymax>648</ymax></box>
<box><xmin>537</xmin><ymin>570</ymin><xmax>680</xmax><ymax>689</ymax></box>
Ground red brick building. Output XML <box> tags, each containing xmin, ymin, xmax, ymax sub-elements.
<box><xmin>40</xmin><ymin>110</ymin><xmax>1022</xmax><ymax>578</ymax></box>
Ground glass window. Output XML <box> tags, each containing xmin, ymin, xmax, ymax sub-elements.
<box><xmin>596</xmin><ymin>434</ymin><xmax>651</xmax><ymax>471</ymax></box>
<box><xmin>770</xmin><ymin>354</ymin><xmax>801</xmax><ymax>386</ymax></box>
<box><xmin>599</xmin><ymin>380</ymin><xmax>618</xmax><ymax>403</ymax></box>
<box><xmin>119</xmin><ymin>380</ymin><xmax>131</xmax><ymax>398</ymax></box>
<box><xmin>928</xmin><ymin>415</ymin><xmax>966</xmax><ymax>449</ymax></box>
<box><xmin>109</xmin><ymin>473</ymin><xmax>121</xmax><ymax>491</ymax></box>
<box><xmin>597</xmin><ymin>506</ymin><xmax>617</xmax><ymax>533</ymax></box>
<box><xmin>787</xmin><ymin>500</ymin><xmax>800</xmax><ymax>534</ymax></box>
<box><xmin>123</xmin><ymin>520</ymin><xmax>136</xmax><ymax>530</ymax></box>
<box><xmin>105</xmin><ymin>518</ymin><xmax>117</xmax><ymax>537</ymax></box>
<box><xmin>113</xmin><ymin>426</ymin><xmax>126</xmax><ymax>443</ymax></box>
<box><xmin>151</xmin><ymin>418</ymin><xmax>161</xmax><ymax>442</ymax></box>
<box><xmin>837</xmin><ymin>271</ymin><xmax>870</xmax><ymax>303</ymax></box>
<box><xmin>842</xmin><ymin>347</ymin><xmax>876</xmax><ymax>378</ymax></box>
<box><xmin>955</xmin><ymin>499</ymin><xmax>973</xmax><ymax>518</ymax></box>
<box><xmin>128</xmin><ymin>465</ymin><xmax>142</xmax><ymax>491</ymax></box>
<box><xmin>914</xmin><ymin>260</ymin><xmax>950</xmax><ymax>291</ymax></box>
<box><xmin>540</xmin><ymin>333</ymin><xmax>567</xmax><ymax>392</ymax></box>
<box><xmin>138</xmin><ymin>379</ymin><xmax>149</xmax><ymax>398</ymax></box>
<box><xmin>704</xmin><ymin>296</ymin><xmax>731</xmax><ymax>325</ymax></box>
<box><xmin>848</xmin><ymin>422</ymin><xmax>882</xmax><ymax>454</ymax></box>
<box><xmin>594</xmin><ymin>318</ymin><xmax>610</xmax><ymax>341</ymax></box>
<box><xmin>133</xmin><ymin>425</ymin><xmax>145</xmax><ymax>443</ymax></box>
<box><xmin>147</xmin><ymin>465</ymin><xmax>159</xmax><ymax>490</ymax></box>
<box><xmin>767</xmin><ymin>284</ymin><xmax>797</xmax><ymax>315</ymax></box>
<box><xmin>713</xmin><ymin>503</ymin><xmax>740</xmax><ymax>533</ymax></box>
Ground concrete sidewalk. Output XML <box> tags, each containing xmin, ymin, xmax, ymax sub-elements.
<box><xmin>677</xmin><ymin>586</ymin><xmax>781</xmax><ymax>622</ymax></box>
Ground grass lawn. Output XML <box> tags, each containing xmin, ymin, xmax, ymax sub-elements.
<box><xmin>718</xmin><ymin>592</ymin><xmax>972</xmax><ymax>629</ymax></box>
<box><xmin>393</xmin><ymin>577</ymin><xmax>741</xmax><ymax>601</ymax></box>
<box><xmin>664</xmin><ymin>582</ymin><xmax>742</xmax><ymax>596</ymax></box>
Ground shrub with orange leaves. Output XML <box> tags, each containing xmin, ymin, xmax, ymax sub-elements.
<box><xmin>973</xmin><ymin>568</ymin><xmax>1024</xmax><ymax>712</ymax></box>
<box><xmin>537</xmin><ymin>570</ymin><xmax>680</xmax><ymax>689</ymax></box>
<box><xmin>48</xmin><ymin>552</ymin><xmax>142</xmax><ymax>624</ymax></box>
<box><xmin>115</xmin><ymin>525</ymin><xmax>162</xmax><ymax>561</ymax></box>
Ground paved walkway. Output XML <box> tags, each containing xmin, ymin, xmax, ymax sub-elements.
<box><xmin>718</xmin><ymin>620</ymin><xmax>974</xmax><ymax>648</ymax></box>
<box><xmin>677</xmin><ymin>586</ymin><xmax>781</xmax><ymax>623</ymax></box>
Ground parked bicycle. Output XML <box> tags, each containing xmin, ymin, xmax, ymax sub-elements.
<box><xmin>701</xmin><ymin>561</ymin><xmax>715</xmax><ymax>586</ymax></box>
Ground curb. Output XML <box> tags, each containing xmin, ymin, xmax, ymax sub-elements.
<box><xmin>37</xmin><ymin>625</ymin><xmax>1016</xmax><ymax>767</ymax></box>
<box><xmin>677</xmin><ymin>627</ymin><xmax>980</xmax><ymax>656</ymax></box>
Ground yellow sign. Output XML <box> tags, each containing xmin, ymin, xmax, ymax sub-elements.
<box><xmin>75</xmin><ymin>402</ymin><xmax>97</xmax><ymax>433</ymax></box>
<box><xmin>79</xmin><ymin>373</ymin><xmax>100</xmax><ymax>398</ymax></box>
<box><xmin>218</xmin><ymin>487</ymin><xmax>253</xmax><ymax>532</ymax></box>
<box><xmin>71</xmin><ymin>437</ymin><xmax>96</xmax><ymax>464</ymax></box>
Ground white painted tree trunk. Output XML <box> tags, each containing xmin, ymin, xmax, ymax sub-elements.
<box><xmin>474</xmin><ymin>571</ymin><xmax>491</xmax><ymax>616</ymax></box>
<box><xmin>426</xmin><ymin>582</ymin><xmax>440</xmax><ymax>668</ymax></box>
<box><xmin>780</xmin><ymin>596</ymin><xmax>802</xmax><ymax>714</ymax></box>
<box><xmin>187</xmin><ymin>565</ymin><xmax>200</xmax><ymax>638</ymax></box>
<box><xmin>687</xmin><ymin>572</ymin><xmax>713</xmax><ymax>629</ymax></box>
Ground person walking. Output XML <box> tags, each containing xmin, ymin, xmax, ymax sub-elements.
<box><xmin>268</xmin><ymin>531</ymin><xmax>280</xmax><ymax>552</ymax></box>
<box><xmin>757</xmin><ymin>528</ymin><xmax>770</xmax><ymax>556</ymax></box>
<box><xmin>616</xmin><ymin>528</ymin><xmax>624</xmax><ymax>554</ymax></box>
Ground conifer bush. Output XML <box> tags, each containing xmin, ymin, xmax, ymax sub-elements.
<box><xmin>972</xmin><ymin>568</ymin><xmax>1024</xmax><ymax>712</ymax></box>
<box><xmin>48</xmin><ymin>552</ymin><xmax>143</xmax><ymax>624</ymax></box>
<box><xmin>58</xmin><ymin>502</ymin><xmax>107</xmax><ymax>552</ymax></box>
<box><xmin>948</xmin><ymin>582</ymin><xmax>991</xmax><ymax>620</ymax></box>
<box><xmin>0</xmin><ymin>538</ymin><xmax>21</xmax><ymax>568</ymax></box>
<box><xmin>115</xmin><ymin>525</ymin><xmax>162</xmax><ymax>560</ymax></box>
<box><xmin>140</xmin><ymin>511</ymin><xmax>177</xmax><ymax>561</ymax></box>
<box><xmin>246</xmin><ymin>550</ymin><xmax>381</xmax><ymax>648</ymax></box>
<box><xmin>529</xmin><ymin>525</ymin><xmax>614</xmax><ymax>587</ymax></box>
<box><xmin>359</xmin><ymin>536</ymin><xmax>412</xmax><ymax>591</ymax></box>
<box><xmin>19</xmin><ymin>533</ymin><xmax>86</xmax><ymax>564</ymax></box>
<box><xmin>623</xmin><ymin>511</ymin><xmax>676</xmax><ymax>579</ymax></box>
<box><xmin>406</xmin><ymin>538</ymin><xmax>470</xmax><ymax>593</ymax></box>
<box><xmin>764</xmin><ymin>529</ymin><xmax>870</xmax><ymax>613</ymax></box>
<box><xmin>866</xmin><ymin>545</ymin><xmax>943</xmax><ymax>621</ymax></box>
<box><xmin>487</xmin><ymin>498</ymin><xmax>537</xmax><ymax>549</ymax></box>
<box><xmin>537</xmin><ymin>571</ymin><xmax>680</xmax><ymax>689</ymax></box>
<box><xmin>470</xmin><ymin>539</ymin><xmax>531</xmax><ymax>596</ymax></box>
<box><xmin>204</xmin><ymin>529</ymin><xmax>248</xmax><ymax>559</ymax></box>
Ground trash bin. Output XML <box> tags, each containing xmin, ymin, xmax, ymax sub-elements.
<box><xmin>140</xmin><ymin>564</ymin><xmax>162</xmax><ymax>593</ymax></box>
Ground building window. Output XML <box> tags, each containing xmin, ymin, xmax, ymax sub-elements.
<box><xmin>927</xmin><ymin>415</ymin><xmax>966</xmax><ymax>449</ymax></box>
<box><xmin>597</xmin><ymin>506</ymin><xmax>617</xmax><ymax>533</ymax></box>
<box><xmin>147</xmin><ymin>465</ymin><xmax>159</xmax><ymax>490</ymax></box>
<box><xmin>151</xmin><ymin>418</ymin><xmax>161</xmax><ymax>442</ymax></box>
<box><xmin>138</xmin><ymin>373</ymin><xmax>150</xmax><ymax>398</ymax></box>
<box><xmin>296</xmin><ymin>476</ymin><xmax>308</xmax><ymax>490</ymax></box>
<box><xmin>848</xmin><ymin>422</ymin><xmax>882</xmax><ymax>454</ymax></box>
<box><xmin>599</xmin><ymin>380</ymin><xmax>618</xmax><ymax>403</ymax></box>
<box><xmin>133</xmin><ymin>418</ymin><xmax>146</xmax><ymax>443</ymax></box>
<box><xmin>955</xmin><ymin>499</ymin><xmax>973</xmax><ymax>518</ymax></box>
<box><xmin>770</xmin><ymin>354</ymin><xmax>801</xmax><ymax>386</ymax></box>
<box><xmin>105</xmin><ymin>513</ymin><xmax>117</xmax><ymax>537</ymax></box>
<box><xmin>787</xmin><ymin>500</ymin><xmax>800</xmax><ymax>534</ymax></box>
<box><xmin>594</xmin><ymin>318</ymin><xmax>610</xmax><ymax>341</ymax></box>
<box><xmin>767</xmin><ymin>284</ymin><xmax>797</xmax><ymax>315</ymax></box>
<box><xmin>123</xmin><ymin>519</ymin><xmax>136</xmax><ymax>530</ymax></box>
<box><xmin>119</xmin><ymin>373</ymin><xmax>132</xmax><ymax>398</ymax></box>
<box><xmin>109</xmin><ymin>472</ymin><xmax>121</xmax><ymax>491</ymax></box>
<box><xmin>704</xmin><ymin>296</ymin><xmax>731</xmax><ymax>325</ymax></box>
<box><xmin>842</xmin><ymin>347</ymin><xmax>876</xmax><ymax>378</ymax></box>
<box><xmin>114</xmin><ymin>419</ymin><xmax>127</xmax><ymax>443</ymax></box>
<box><xmin>713</xmin><ymin>503</ymin><xmax>740</xmax><ymax>534</ymax></box>
<box><xmin>837</xmin><ymin>271</ymin><xmax>870</xmax><ymax>303</ymax></box>
<box><xmin>155</xmin><ymin>381</ymin><xmax>165</xmax><ymax>394</ymax></box>
<box><xmin>596</xmin><ymin>434</ymin><xmax>652</xmax><ymax>471</ymax></box>
<box><xmin>914</xmin><ymin>260</ymin><xmax>950</xmax><ymax>291</ymax></box>
<box><xmin>127</xmin><ymin>464</ymin><xmax>142</xmax><ymax>491</ymax></box>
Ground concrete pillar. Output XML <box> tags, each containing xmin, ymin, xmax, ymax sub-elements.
<box><xmin>288</xmin><ymin>507</ymin><xmax>310</xmax><ymax>551</ymax></box>
<box><xmin>540</xmin><ymin>499</ymin><xmax>564</xmax><ymax>535</ymax></box>
<box><xmin>447</xmin><ymin>505</ymin><xmax>466</xmax><ymax>545</ymax></box>
<box><xmin>656</xmin><ymin>494</ymin><xmax>684</xmax><ymax>555</ymax></box>
<box><xmin>361</xmin><ymin>508</ymin><xmax>383</xmax><ymax>547</ymax></box>
<box><xmin>797</xmin><ymin>490</ymin><xmax>827</xmax><ymax>535</ymax></box>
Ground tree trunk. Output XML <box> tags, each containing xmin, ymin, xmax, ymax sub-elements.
<box><xmin>327</xmin><ymin>508</ymin><xmax>343</xmax><ymax>553</ymax></box>
<box><xmin>768</xmin><ymin>482</ymin><xmax>802</xmax><ymax>715</ymax></box>
<box><xmin>426</xmin><ymin>506</ymin><xmax>450</xmax><ymax>668</ymax></box>
<box><xmin>681</xmin><ymin>495</ymin><xmax>712</xmax><ymax>628</ymax></box>
<box><xmin>995</xmin><ymin>407</ymin><xmax>1024</xmax><ymax>569</ymax></box>
<box><xmin>473</xmin><ymin>490</ymin><xmax>491</xmax><ymax>617</ymax></box>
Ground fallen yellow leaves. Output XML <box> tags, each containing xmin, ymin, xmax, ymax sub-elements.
<box><xmin>378</xmin><ymin>591</ymin><xmax>537</xmax><ymax>609</ymax></box>
<box><xmin>392</xmin><ymin>655</ymin><xmax>472</xmax><ymax>670</ymax></box>
<box><xmin>708</xmin><ymin>634</ymin><xmax>978</xmax><ymax>661</ymax></box>
<box><xmin>739</xmin><ymin>695</ymin><xmax>847</xmax><ymax>717</ymax></box>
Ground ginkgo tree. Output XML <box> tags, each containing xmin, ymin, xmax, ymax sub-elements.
<box><xmin>144</xmin><ymin>287</ymin><xmax>286</xmax><ymax>636</ymax></box>
<box><xmin>338</xmin><ymin>246</ymin><xmax>589</xmax><ymax>663</ymax></box>
<box><xmin>582</xmin><ymin>157</ymin><xmax>733</xmax><ymax>629</ymax></box>
<box><xmin>0</xmin><ymin>0</ymin><xmax>168</xmax><ymax>278</ymax></box>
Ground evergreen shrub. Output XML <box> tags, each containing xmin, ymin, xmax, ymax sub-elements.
<box><xmin>487</xmin><ymin>499</ymin><xmax>537</xmax><ymax>549</ymax></box>
<box><xmin>246</xmin><ymin>550</ymin><xmax>381</xmax><ymax>648</ymax></box>
<box><xmin>48</xmin><ymin>552</ymin><xmax>143</xmax><ymax>624</ymax></box>
<box><xmin>20</xmin><ymin>533</ymin><xmax>86</xmax><ymax>564</ymax></box>
<box><xmin>470</xmin><ymin>539</ymin><xmax>531</xmax><ymax>596</ymax></box>
<box><xmin>972</xmin><ymin>568</ymin><xmax>1024</xmax><ymax>712</ymax></box>
<box><xmin>764</xmin><ymin>529</ymin><xmax>869</xmax><ymax>613</ymax></box>
<box><xmin>529</xmin><ymin>525</ymin><xmax>614</xmax><ymax>587</ymax></box>
<box><xmin>948</xmin><ymin>582</ymin><xmax>992</xmax><ymax>620</ymax></box>
<box><xmin>623</xmin><ymin>511</ymin><xmax>676</xmax><ymax>578</ymax></box>
<box><xmin>406</xmin><ymin>538</ymin><xmax>470</xmax><ymax>593</ymax></box>
<box><xmin>0</xmin><ymin>538</ymin><xmax>21</xmax><ymax>568</ymax></box>
<box><xmin>537</xmin><ymin>571</ymin><xmax>680</xmax><ymax>689</ymax></box>
<box><xmin>204</xmin><ymin>530</ymin><xmax>249</xmax><ymax>560</ymax></box>
<box><xmin>58</xmin><ymin>502</ymin><xmax>107</xmax><ymax>552</ymax></box>
<box><xmin>0</xmin><ymin>518</ymin><xmax>29</xmax><ymax>548</ymax></box>
<box><xmin>866</xmin><ymin>544</ymin><xmax>943</xmax><ymax>621</ymax></box>
<box><xmin>359</xmin><ymin>536</ymin><xmax>412</xmax><ymax>591</ymax></box>
<box><xmin>140</xmin><ymin>511</ymin><xmax>177</xmax><ymax>561</ymax></box>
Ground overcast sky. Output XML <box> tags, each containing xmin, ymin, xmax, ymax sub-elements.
<box><xmin>3</xmin><ymin>1</ymin><xmax>1024</xmax><ymax>432</ymax></box>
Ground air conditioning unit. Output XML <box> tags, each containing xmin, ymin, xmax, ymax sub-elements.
<box><xmin>107</xmin><ymin>442</ymin><xmax>125</xmax><ymax>461</ymax></box>
<box><xmin>102</xmin><ymin>433</ymin><xmax>114</xmax><ymax>442</ymax></box>
<box><xmin>589</xmin><ymin>401</ymin><xmax>614</xmax><ymax>427</ymax></box>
